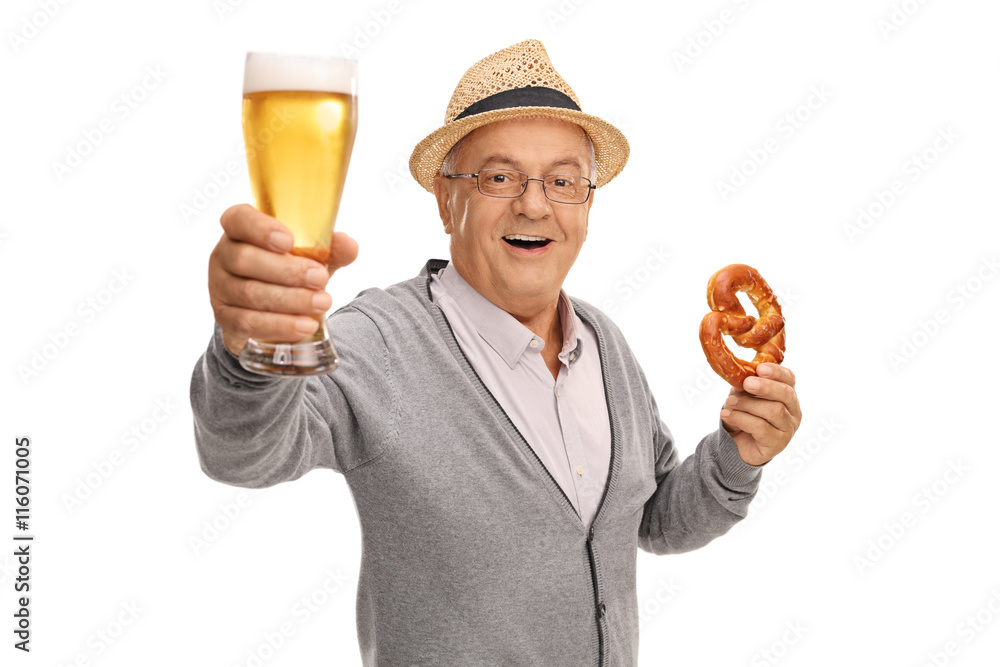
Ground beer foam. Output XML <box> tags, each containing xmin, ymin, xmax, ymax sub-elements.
<box><xmin>243</xmin><ymin>52</ymin><xmax>357</xmax><ymax>95</ymax></box>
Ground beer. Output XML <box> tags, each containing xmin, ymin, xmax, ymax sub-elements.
<box><xmin>242</xmin><ymin>55</ymin><xmax>358</xmax><ymax>260</ymax></box>
<box><xmin>238</xmin><ymin>53</ymin><xmax>358</xmax><ymax>375</ymax></box>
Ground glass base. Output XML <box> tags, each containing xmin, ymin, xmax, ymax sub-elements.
<box><xmin>239</xmin><ymin>336</ymin><xmax>339</xmax><ymax>377</ymax></box>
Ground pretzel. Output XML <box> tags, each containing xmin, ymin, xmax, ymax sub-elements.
<box><xmin>699</xmin><ymin>264</ymin><xmax>785</xmax><ymax>389</ymax></box>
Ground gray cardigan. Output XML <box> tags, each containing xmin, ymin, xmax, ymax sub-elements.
<box><xmin>190</xmin><ymin>260</ymin><xmax>762</xmax><ymax>666</ymax></box>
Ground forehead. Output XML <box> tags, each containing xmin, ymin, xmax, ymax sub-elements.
<box><xmin>458</xmin><ymin>116</ymin><xmax>591</xmax><ymax>165</ymax></box>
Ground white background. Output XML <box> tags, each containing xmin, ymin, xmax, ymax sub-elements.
<box><xmin>3</xmin><ymin>0</ymin><xmax>999</xmax><ymax>665</ymax></box>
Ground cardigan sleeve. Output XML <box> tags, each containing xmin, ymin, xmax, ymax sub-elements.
<box><xmin>189</xmin><ymin>304</ymin><xmax>398</xmax><ymax>487</ymax></box>
<box><xmin>637</xmin><ymin>383</ymin><xmax>762</xmax><ymax>555</ymax></box>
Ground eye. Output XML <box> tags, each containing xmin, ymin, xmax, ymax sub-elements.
<box><xmin>488</xmin><ymin>173</ymin><xmax>509</xmax><ymax>184</ymax></box>
<box><xmin>547</xmin><ymin>175</ymin><xmax>577</xmax><ymax>189</ymax></box>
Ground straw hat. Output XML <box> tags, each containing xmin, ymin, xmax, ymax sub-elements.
<box><xmin>408</xmin><ymin>39</ymin><xmax>629</xmax><ymax>192</ymax></box>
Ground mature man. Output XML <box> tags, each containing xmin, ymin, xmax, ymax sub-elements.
<box><xmin>191</xmin><ymin>39</ymin><xmax>801</xmax><ymax>666</ymax></box>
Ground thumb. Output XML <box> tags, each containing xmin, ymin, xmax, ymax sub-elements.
<box><xmin>328</xmin><ymin>231</ymin><xmax>359</xmax><ymax>273</ymax></box>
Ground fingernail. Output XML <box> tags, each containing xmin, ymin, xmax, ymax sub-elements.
<box><xmin>725</xmin><ymin>396</ymin><xmax>738</xmax><ymax>406</ymax></box>
<box><xmin>757</xmin><ymin>364</ymin><xmax>774</xmax><ymax>376</ymax></box>
<box><xmin>744</xmin><ymin>378</ymin><xmax>761</xmax><ymax>392</ymax></box>
<box><xmin>312</xmin><ymin>292</ymin><xmax>332</xmax><ymax>311</ymax></box>
<box><xmin>296</xmin><ymin>318</ymin><xmax>318</xmax><ymax>335</ymax></box>
<box><xmin>269</xmin><ymin>231</ymin><xmax>293</xmax><ymax>252</ymax></box>
<box><xmin>720</xmin><ymin>409</ymin><xmax>731</xmax><ymax>418</ymax></box>
<box><xmin>305</xmin><ymin>267</ymin><xmax>327</xmax><ymax>287</ymax></box>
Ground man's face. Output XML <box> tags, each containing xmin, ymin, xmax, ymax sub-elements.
<box><xmin>433</xmin><ymin>116</ymin><xmax>595</xmax><ymax>314</ymax></box>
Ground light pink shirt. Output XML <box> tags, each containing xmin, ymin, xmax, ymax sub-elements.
<box><xmin>430</xmin><ymin>265</ymin><xmax>611</xmax><ymax>527</ymax></box>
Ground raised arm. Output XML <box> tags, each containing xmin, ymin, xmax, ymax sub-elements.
<box><xmin>208</xmin><ymin>203</ymin><xmax>357</xmax><ymax>357</ymax></box>
<box><xmin>638</xmin><ymin>362</ymin><xmax>801</xmax><ymax>554</ymax></box>
<box><xmin>637</xmin><ymin>393</ymin><xmax>762</xmax><ymax>555</ymax></box>
<box><xmin>190</xmin><ymin>205</ymin><xmax>393</xmax><ymax>487</ymax></box>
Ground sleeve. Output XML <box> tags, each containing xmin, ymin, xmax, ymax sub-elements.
<box><xmin>189</xmin><ymin>305</ymin><xmax>398</xmax><ymax>488</ymax></box>
<box><xmin>637</xmin><ymin>390</ymin><xmax>762</xmax><ymax>555</ymax></box>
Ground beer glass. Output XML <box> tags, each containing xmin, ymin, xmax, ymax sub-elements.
<box><xmin>239</xmin><ymin>52</ymin><xmax>358</xmax><ymax>376</ymax></box>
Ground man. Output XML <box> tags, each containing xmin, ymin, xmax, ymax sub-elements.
<box><xmin>191</xmin><ymin>39</ymin><xmax>801</xmax><ymax>666</ymax></box>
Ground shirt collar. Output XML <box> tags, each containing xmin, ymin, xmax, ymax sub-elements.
<box><xmin>556</xmin><ymin>291</ymin><xmax>583</xmax><ymax>364</ymax></box>
<box><xmin>435</xmin><ymin>265</ymin><xmax>584</xmax><ymax>370</ymax></box>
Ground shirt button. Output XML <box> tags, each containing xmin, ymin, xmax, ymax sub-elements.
<box><xmin>577</xmin><ymin>465</ymin><xmax>584</xmax><ymax>476</ymax></box>
<box><xmin>529</xmin><ymin>339</ymin><xmax>540</xmax><ymax>349</ymax></box>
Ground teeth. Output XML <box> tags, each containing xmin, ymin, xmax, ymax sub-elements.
<box><xmin>505</xmin><ymin>234</ymin><xmax>548</xmax><ymax>242</ymax></box>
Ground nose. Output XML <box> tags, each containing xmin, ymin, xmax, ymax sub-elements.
<box><xmin>511</xmin><ymin>177</ymin><xmax>551</xmax><ymax>219</ymax></box>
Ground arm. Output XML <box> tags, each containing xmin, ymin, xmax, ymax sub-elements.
<box><xmin>720</xmin><ymin>363</ymin><xmax>801</xmax><ymax>466</ymax></box>
<box><xmin>638</xmin><ymin>362</ymin><xmax>802</xmax><ymax>554</ymax></box>
<box><xmin>189</xmin><ymin>204</ymin><xmax>392</xmax><ymax>487</ymax></box>
<box><xmin>638</xmin><ymin>394</ymin><xmax>762</xmax><ymax>555</ymax></box>
<box><xmin>190</xmin><ymin>309</ymin><xmax>395</xmax><ymax>487</ymax></box>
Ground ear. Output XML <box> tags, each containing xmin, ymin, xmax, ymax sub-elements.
<box><xmin>583</xmin><ymin>187</ymin><xmax>594</xmax><ymax>241</ymax></box>
<box><xmin>433</xmin><ymin>175</ymin><xmax>453</xmax><ymax>234</ymax></box>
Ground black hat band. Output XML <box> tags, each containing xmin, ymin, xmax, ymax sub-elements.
<box><xmin>453</xmin><ymin>86</ymin><xmax>581</xmax><ymax>122</ymax></box>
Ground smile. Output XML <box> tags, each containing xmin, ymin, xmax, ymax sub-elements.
<box><xmin>503</xmin><ymin>234</ymin><xmax>552</xmax><ymax>249</ymax></box>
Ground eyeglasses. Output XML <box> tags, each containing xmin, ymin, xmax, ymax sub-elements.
<box><xmin>445</xmin><ymin>168</ymin><xmax>596</xmax><ymax>204</ymax></box>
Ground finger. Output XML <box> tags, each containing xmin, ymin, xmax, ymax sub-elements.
<box><xmin>740</xmin><ymin>377</ymin><xmax>802</xmax><ymax>429</ymax></box>
<box><xmin>726</xmin><ymin>385</ymin><xmax>748</xmax><ymax>401</ymax></box>
<box><xmin>216</xmin><ymin>304</ymin><xmax>321</xmax><ymax>347</ymax></box>
<box><xmin>720</xmin><ymin>407</ymin><xmax>782</xmax><ymax>449</ymax></box>
<box><xmin>742</xmin><ymin>373</ymin><xmax>798</xmax><ymax>411</ymax></box>
<box><xmin>220</xmin><ymin>204</ymin><xmax>294</xmax><ymax>253</ymax></box>
<box><xmin>723</xmin><ymin>393</ymin><xmax>795</xmax><ymax>433</ymax></box>
<box><xmin>328</xmin><ymin>231</ymin><xmax>359</xmax><ymax>272</ymax></box>
<box><xmin>747</xmin><ymin>378</ymin><xmax>802</xmax><ymax>428</ymax></box>
<box><xmin>213</xmin><ymin>240</ymin><xmax>329</xmax><ymax>289</ymax></box>
<box><xmin>211</xmin><ymin>276</ymin><xmax>332</xmax><ymax>316</ymax></box>
<box><xmin>754</xmin><ymin>362</ymin><xmax>795</xmax><ymax>388</ymax></box>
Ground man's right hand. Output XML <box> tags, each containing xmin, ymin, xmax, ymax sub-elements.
<box><xmin>209</xmin><ymin>204</ymin><xmax>359</xmax><ymax>357</ymax></box>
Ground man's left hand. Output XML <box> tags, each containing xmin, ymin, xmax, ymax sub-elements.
<box><xmin>720</xmin><ymin>363</ymin><xmax>801</xmax><ymax>467</ymax></box>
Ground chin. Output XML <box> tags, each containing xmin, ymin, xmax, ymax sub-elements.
<box><xmin>505</xmin><ymin>272</ymin><xmax>564</xmax><ymax>299</ymax></box>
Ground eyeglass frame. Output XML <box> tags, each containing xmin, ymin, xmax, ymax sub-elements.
<box><xmin>443</xmin><ymin>169</ymin><xmax>597</xmax><ymax>204</ymax></box>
